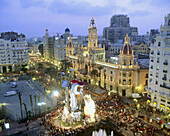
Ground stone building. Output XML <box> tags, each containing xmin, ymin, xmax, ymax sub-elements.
<box><xmin>146</xmin><ymin>14</ymin><xmax>170</xmax><ymax>112</ymax></box>
<box><xmin>0</xmin><ymin>32</ymin><xmax>29</xmax><ymax>73</ymax></box>
<box><xmin>67</xmin><ymin>18</ymin><xmax>148</xmax><ymax>97</ymax></box>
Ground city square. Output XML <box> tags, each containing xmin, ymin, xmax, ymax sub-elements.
<box><xmin>0</xmin><ymin>0</ymin><xmax>170</xmax><ymax>136</ymax></box>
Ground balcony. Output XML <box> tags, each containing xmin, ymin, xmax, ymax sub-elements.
<box><xmin>159</xmin><ymin>91</ymin><xmax>170</xmax><ymax>98</ymax></box>
<box><xmin>163</xmin><ymin>70</ymin><xmax>167</xmax><ymax>73</ymax></box>
<box><xmin>162</xmin><ymin>77</ymin><xmax>167</xmax><ymax>81</ymax></box>
<box><xmin>146</xmin><ymin>87</ymin><xmax>153</xmax><ymax>93</ymax></box>
<box><xmin>160</xmin><ymin>84</ymin><xmax>170</xmax><ymax>89</ymax></box>
<box><xmin>163</xmin><ymin>62</ymin><xmax>168</xmax><ymax>65</ymax></box>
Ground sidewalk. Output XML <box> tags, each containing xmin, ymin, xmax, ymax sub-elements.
<box><xmin>0</xmin><ymin>118</ymin><xmax>41</xmax><ymax>136</ymax></box>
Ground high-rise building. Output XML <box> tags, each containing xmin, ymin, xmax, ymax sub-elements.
<box><xmin>43</xmin><ymin>29</ymin><xmax>49</xmax><ymax>60</ymax></box>
<box><xmin>103</xmin><ymin>15</ymin><xmax>138</xmax><ymax>43</ymax></box>
<box><xmin>110</xmin><ymin>15</ymin><xmax>130</xmax><ymax>27</ymax></box>
<box><xmin>0</xmin><ymin>32</ymin><xmax>29</xmax><ymax>73</ymax></box>
<box><xmin>146</xmin><ymin>14</ymin><xmax>170</xmax><ymax>112</ymax></box>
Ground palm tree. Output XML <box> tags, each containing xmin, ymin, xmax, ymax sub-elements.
<box><xmin>18</xmin><ymin>92</ymin><xmax>23</xmax><ymax>120</ymax></box>
<box><xmin>38</xmin><ymin>94</ymin><xmax>41</xmax><ymax>115</ymax></box>
<box><xmin>22</xmin><ymin>102</ymin><xmax>28</xmax><ymax>119</ymax></box>
<box><xmin>34</xmin><ymin>95</ymin><xmax>37</xmax><ymax>117</ymax></box>
<box><xmin>44</xmin><ymin>92</ymin><xmax>47</xmax><ymax>113</ymax></box>
<box><xmin>29</xmin><ymin>95</ymin><xmax>34</xmax><ymax>117</ymax></box>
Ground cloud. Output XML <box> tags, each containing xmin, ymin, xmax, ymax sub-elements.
<box><xmin>129</xmin><ymin>10</ymin><xmax>151</xmax><ymax>16</ymax></box>
<box><xmin>0</xmin><ymin>0</ymin><xmax>169</xmax><ymax>38</ymax></box>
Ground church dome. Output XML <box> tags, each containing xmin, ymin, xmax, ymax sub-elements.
<box><xmin>122</xmin><ymin>34</ymin><xmax>132</xmax><ymax>55</ymax></box>
<box><xmin>65</xmin><ymin>28</ymin><xmax>70</xmax><ymax>32</ymax></box>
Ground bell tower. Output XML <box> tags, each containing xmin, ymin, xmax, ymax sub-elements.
<box><xmin>88</xmin><ymin>17</ymin><xmax>98</xmax><ymax>49</ymax></box>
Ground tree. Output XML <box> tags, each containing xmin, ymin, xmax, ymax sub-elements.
<box><xmin>61</xmin><ymin>59</ymin><xmax>72</xmax><ymax>73</ymax></box>
<box><xmin>29</xmin><ymin>95</ymin><xmax>34</xmax><ymax>117</ymax></box>
<box><xmin>91</xmin><ymin>69</ymin><xmax>98</xmax><ymax>77</ymax></box>
<box><xmin>18</xmin><ymin>92</ymin><xmax>23</xmax><ymax>120</ymax></box>
<box><xmin>20</xmin><ymin>64</ymin><xmax>28</xmax><ymax>73</ymax></box>
<box><xmin>37</xmin><ymin>63</ymin><xmax>43</xmax><ymax>72</ymax></box>
<box><xmin>22</xmin><ymin>102</ymin><xmax>28</xmax><ymax>119</ymax></box>
<box><xmin>38</xmin><ymin>94</ymin><xmax>41</xmax><ymax>115</ymax></box>
<box><xmin>44</xmin><ymin>92</ymin><xmax>47</xmax><ymax>113</ymax></box>
<box><xmin>34</xmin><ymin>95</ymin><xmax>37</xmax><ymax>117</ymax></box>
<box><xmin>45</xmin><ymin>67</ymin><xmax>58</xmax><ymax>81</ymax></box>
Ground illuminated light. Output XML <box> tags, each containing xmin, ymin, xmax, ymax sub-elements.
<box><xmin>95</xmin><ymin>61</ymin><xmax>118</xmax><ymax>68</ymax></box>
<box><xmin>53</xmin><ymin>91</ymin><xmax>59</xmax><ymax>97</ymax></box>
<box><xmin>38</xmin><ymin>102</ymin><xmax>46</xmax><ymax>106</ymax></box>
<box><xmin>4</xmin><ymin>123</ymin><xmax>10</xmax><ymax>129</ymax></box>
<box><xmin>160</xmin><ymin>104</ymin><xmax>165</xmax><ymax>108</ymax></box>
<box><xmin>154</xmin><ymin>102</ymin><xmax>157</xmax><ymax>105</ymax></box>
<box><xmin>46</xmin><ymin>90</ymin><xmax>50</xmax><ymax>94</ymax></box>
<box><xmin>69</xmin><ymin>55</ymin><xmax>78</xmax><ymax>59</ymax></box>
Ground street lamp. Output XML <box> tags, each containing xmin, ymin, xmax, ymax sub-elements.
<box><xmin>53</xmin><ymin>91</ymin><xmax>59</xmax><ymax>97</ymax></box>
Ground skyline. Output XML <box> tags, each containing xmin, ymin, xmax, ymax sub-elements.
<box><xmin>0</xmin><ymin>0</ymin><xmax>170</xmax><ymax>38</ymax></box>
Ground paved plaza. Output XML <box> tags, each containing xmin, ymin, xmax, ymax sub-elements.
<box><xmin>0</xmin><ymin>80</ymin><xmax>53</xmax><ymax>121</ymax></box>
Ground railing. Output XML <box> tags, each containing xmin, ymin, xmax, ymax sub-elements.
<box><xmin>163</xmin><ymin>70</ymin><xmax>167</xmax><ymax>73</ymax></box>
<box><xmin>163</xmin><ymin>62</ymin><xmax>168</xmax><ymax>65</ymax></box>
<box><xmin>162</xmin><ymin>77</ymin><xmax>167</xmax><ymax>81</ymax></box>
<box><xmin>160</xmin><ymin>84</ymin><xmax>170</xmax><ymax>89</ymax></box>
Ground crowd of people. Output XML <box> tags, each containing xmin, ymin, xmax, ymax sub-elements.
<box><xmin>95</xmin><ymin>96</ymin><xmax>168</xmax><ymax>136</ymax></box>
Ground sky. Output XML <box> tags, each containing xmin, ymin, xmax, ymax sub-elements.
<box><xmin>0</xmin><ymin>0</ymin><xmax>169</xmax><ymax>38</ymax></box>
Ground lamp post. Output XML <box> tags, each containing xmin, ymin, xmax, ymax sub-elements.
<box><xmin>52</xmin><ymin>90</ymin><xmax>59</xmax><ymax>110</ymax></box>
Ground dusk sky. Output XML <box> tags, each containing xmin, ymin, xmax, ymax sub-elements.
<box><xmin>0</xmin><ymin>0</ymin><xmax>169</xmax><ymax>38</ymax></box>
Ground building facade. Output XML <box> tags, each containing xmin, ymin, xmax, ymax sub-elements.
<box><xmin>146</xmin><ymin>14</ymin><xmax>170</xmax><ymax>112</ymax></box>
<box><xmin>132</xmin><ymin>42</ymin><xmax>149</xmax><ymax>54</ymax></box>
<box><xmin>103</xmin><ymin>15</ymin><xmax>138</xmax><ymax>43</ymax></box>
<box><xmin>67</xmin><ymin>18</ymin><xmax>148</xmax><ymax>97</ymax></box>
<box><xmin>0</xmin><ymin>32</ymin><xmax>29</xmax><ymax>73</ymax></box>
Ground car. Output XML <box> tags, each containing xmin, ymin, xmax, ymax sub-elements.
<box><xmin>12</xmin><ymin>82</ymin><xmax>17</xmax><ymax>88</ymax></box>
<box><xmin>4</xmin><ymin>91</ymin><xmax>17</xmax><ymax>97</ymax></box>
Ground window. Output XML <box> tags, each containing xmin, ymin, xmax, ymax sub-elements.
<box><xmin>161</xmin><ymin>99</ymin><xmax>165</xmax><ymax>102</ymax></box>
<box><xmin>129</xmin><ymin>72</ymin><xmax>131</xmax><ymax>77</ymax></box>
<box><xmin>110</xmin><ymin>71</ymin><xmax>113</xmax><ymax>74</ymax></box>
<box><xmin>145</xmin><ymin>74</ymin><xmax>148</xmax><ymax>78</ymax></box>
<box><xmin>129</xmin><ymin>79</ymin><xmax>131</xmax><ymax>85</ymax></box>
<box><xmin>110</xmin><ymin>85</ymin><xmax>113</xmax><ymax>91</ymax></box>
<box><xmin>119</xmin><ymin>79</ymin><xmax>121</xmax><ymax>84</ymax></box>
<box><xmin>158</xmin><ymin>42</ymin><xmax>161</xmax><ymax>46</ymax></box>
<box><xmin>145</xmin><ymin>80</ymin><xmax>148</xmax><ymax>86</ymax></box>
<box><xmin>156</xmin><ymin>72</ymin><xmax>159</xmax><ymax>77</ymax></box>
<box><xmin>110</xmin><ymin>76</ymin><xmax>112</xmax><ymax>81</ymax></box>
<box><xmin>123</xmin><ymin>80</ymin><xmax>126</xmax><ymax>85</ymax></box>
<box><xmin>123</xmin><ymin>73</ymin><xmax>126</xmax><ymax>77</ymax></box>
<box><xmin>157</xmin><ymin>51</ymin><xmax>160</xmax><ymax>55</ymax></box>
<box><xmin>155</xmin><ymin>81</ymin><xmax>158</xmax><ymax>85</ymax></box>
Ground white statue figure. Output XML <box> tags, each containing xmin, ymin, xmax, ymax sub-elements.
<box><xmin>70</xmin><ymin>83</ymin><xmax>83</xmax><ymax>112</ymax></box>
<box><xmin>84</xmin><ymin>94</ymin><xmax>96</xmax><ymax>122</ymax></box>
